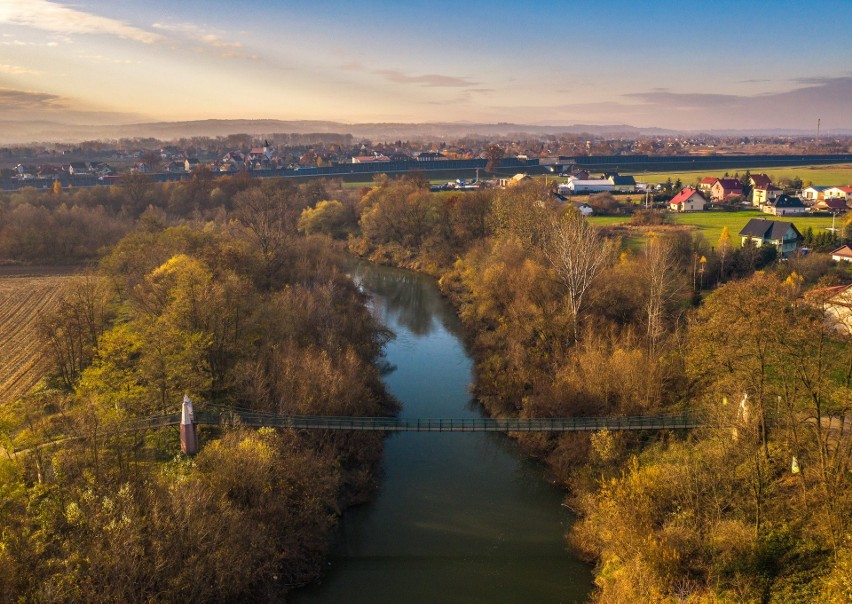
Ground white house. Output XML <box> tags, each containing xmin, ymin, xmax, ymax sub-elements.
<box><xmin>802</xmin><ymin>186</ymin><xmax>829</xmax><ymax>201</ymax></box>
<box><xmin>824</xmin><ymin>186</ymin><xmax>852</xmax><ymax>202</ymax></box>
<box><xmin>572</xmin><ymin>201</ymin><xmax>594</xmax><ymax>216</ymax></box>
<box><xmin>830</xmin><ymin>245</ymin><xmax>852</xmax><ymax>263</ymax></box>
<box><xmin>762</xmin><ymin>194</ymin><xmax>808</xmax><ymax>216</ymax></box>
<box><xmin>562</xmin><ymin>177</ymin><xmax>613</xmax><ymax>194</ymax></box>
<box><xmin>669</xmin><ymin>188</ymin><xmax>706</xmax><ymax>212</ymax></box>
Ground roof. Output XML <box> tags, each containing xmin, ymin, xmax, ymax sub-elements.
<box><xmin>804</xmin><ymin>283</ymin><xmax>852</xmax><ymax>302</ymax></box>
<box><xmin>700</xmin><ymin>176</ymin><xmax>717</xmax><ymax>185</ymax></box>
<box><xmin>739</xmin><ymin>218</ymin><xmax>802</xmax><ymax>241</ymax></box>
<box><xmin>804</xmin><ymin>185</ymin><xmax>829</xmax><ymax>191</ymax></box>
<box><xmin>820</xmin><ymin>198</ymin><xmax>848</xmax><ymax>210</ymax></box>
<box><xmin>749</xmin><ymin>174</ymin><xmax>772</xmax><ymax>187</ymax></box>
<box><xmin>828</xmin><ymin>186</ymin><xmax>852</xmax><ymax>194</ymax></box>
<box><xmin>569</xmin><ymin>179</ymin><xmax>613</xmax><ymax>186</ymax></box>
<box><xmin>830</xmin><ymin>245</ymin><xmax>852</xmax><ymax>258</ymax></box>
<box><xmin>669</xmin><ymin>188</ymin><xmax>703</xmax><ymax>205</ymax></box>
<box><xmin>767</xmin><ymin>194</ymin><xmax>806</xmax><ymax>208</ymax></box>
<box><xmin>610</xmin><ymin>175</ymin><xmax>636</xmax><ymax>186</ymax></box>
<box><xmin>715</xmin><ymin>178</ymin><xmax>743</xmax><ymax>190</ymax></box>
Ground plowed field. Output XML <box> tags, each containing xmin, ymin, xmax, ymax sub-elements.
<box><xmin>0</xmin><ymin>273</ymin><xmax>73</xmax><ymax>403</ymax></box>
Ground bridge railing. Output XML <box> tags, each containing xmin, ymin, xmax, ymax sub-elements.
<box><xmin>183</xmin><ymin>411</ymin><xmax>703</xmax><ymax>432</ymax></box>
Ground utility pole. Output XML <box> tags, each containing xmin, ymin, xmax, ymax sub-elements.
<box><xmin>817</xmin><ymin>118</ymin><xmax>821</xmax><ymax>148</ymax></box>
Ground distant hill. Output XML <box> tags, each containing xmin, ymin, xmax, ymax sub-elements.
<box><xmin>1</xmin><ymin>118</ymin><xmax>850</xmax><ymax>145</ymax></box>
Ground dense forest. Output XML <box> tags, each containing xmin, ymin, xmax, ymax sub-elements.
<box><xmin>0</xmin><ymin>174</ymin><xmax>393</xmax><ymax>601</ymax></box>
<box><xmin>1</xmin><ymin>171</ymin><xmax>850</xmax><ymax>601</ymax></box>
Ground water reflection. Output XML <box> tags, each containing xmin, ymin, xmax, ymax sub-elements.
<box><xmin>352</xmin><ymin>263</ymin><xmax>462</xmax><ymax>339</ymax></box>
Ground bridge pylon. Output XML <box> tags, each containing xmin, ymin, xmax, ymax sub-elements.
<box><xmin>180</xmin><ymin>395</ymin><xmax>198</xmax><ymax>455</ymax></box>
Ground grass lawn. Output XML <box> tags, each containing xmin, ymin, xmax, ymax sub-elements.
<box><xmin>590</xmin><ymin>210</ymin><xmax>839</xmax><ymax>248</ymax></box>
<box><xmin>626</xmin><ymin>164</ymin><xmax>852</xmax><ymax>187</ymax></box>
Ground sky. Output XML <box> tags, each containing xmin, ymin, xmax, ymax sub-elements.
<box><xmin>0</xmin><ymin>0</ymin><xmax>850</xmax><ymax>131</ymax></box>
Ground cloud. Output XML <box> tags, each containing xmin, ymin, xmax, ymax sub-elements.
<box><xmin>0</xmin><ymin>88</ymin><xmax>65</xmax><ymax>110</ymax></box>
<box><xmin>615</xmin><ymin>76</ymin><xmax>852</xmax><ymax>129</ymax></box>
<box><xmin>0</xmin><ymin>1</ymin><xmax>161</xmax><ymax>44</ymax></box>
<box><xmin>0</xmin><ymin>64</ymin><xmax>40</xmax><ymax>75</ymax></box>
<box><xmin>373</xmin><ymin>69</ymin><xmax>478</xmax><ymax>87</ymax></box>
<box><xmin>624</xmin><ymin>90</ymin><xmax>746</xmax><ymax>109</ymax></box>
<box><xmin>152</xmin><ymin>21</ymin><xmax>257</xmax><ymax>59</ymax></box>
<box><xmin>341</xmin><ymin>62</ymin><xmax>480</xmax><ymax>88</ymax></box>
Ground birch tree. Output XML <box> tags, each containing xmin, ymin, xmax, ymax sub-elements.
<box><xmin>543</xmin><ymin>210</ymin><xmax>617</xmax><ymax>340</ymax></box>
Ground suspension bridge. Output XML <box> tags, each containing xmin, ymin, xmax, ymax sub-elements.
<box><xmin>131</xmin><ymin>407</ymin><xmax>703</xmax><ymax>434</ymax></box>
<box><xmin>8</xmin><ymin>400</ymin><xmax>704</xmax><ymax>457</ymax></box>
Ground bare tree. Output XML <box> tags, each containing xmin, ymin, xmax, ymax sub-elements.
<box><xmin>543</xmin><ymin>210</ymin><xmax>617</xmax><ymax>340</ymax></box>
<box><xmin>642</xmin><ymin>236</ymin><xmax>685</xmax><ymax>355</ymax></box>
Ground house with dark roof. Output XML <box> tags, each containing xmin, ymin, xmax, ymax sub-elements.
<box><xmin>748</xmin><ymin>174</ymin><xmax>772</xmax><ymax>189</ymax></box>
<box><xmin>669</xmin><ymin>188</ymin><xmax>706</xmax><ymax>212</ymax></box>
<box><xmin>813</xmin><ymin>198</ymin><xmax>849</xmax><ymax>213</ymax></box>
<box><xmin>608</xmin><ymin>175</ymin><xmax>636</xmax><ymax>192</ymax></box>
<box><xmin>415</xmin><ymin>151</ymin><xmax>446</xmax><ymax>161</ymax></box>
<box><xmin>68</xmin><ymin>161</ymin><xmax>89</xmax><ymax>176</ymax></box>
<box><xmin>762</xmin><ymin>194</ymin><xmax>807</xmax><ymax>216</ymax></box>
<box><xmin>739</xmin><ymin>218</ymin><xmax>802</xmax><ymax>257</ymax></box>
<box><xmin>753</xmin><ymin>184</ymin><xmax>783</xmax><ymax>207</ymax></box>
<box><xmin>710</xmin><ymin>178</ymin><xmax>743</xmax><ymax>201</ymax></box>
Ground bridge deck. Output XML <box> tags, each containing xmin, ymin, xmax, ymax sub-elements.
<box><xmin>128</xmin><ymin>411</ymin><xmax>702</xmax><ymax>433</ymax></box>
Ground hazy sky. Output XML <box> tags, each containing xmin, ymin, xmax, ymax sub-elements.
<box><xmin>0</xmin><ymin>0</ymin><xmax>850</xmax><ymax>130</ymax></box>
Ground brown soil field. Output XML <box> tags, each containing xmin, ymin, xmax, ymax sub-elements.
<box><xmin>0</xmin><ymin>272</ymin><xmax>75</xmax><ymax>403</ymax></box>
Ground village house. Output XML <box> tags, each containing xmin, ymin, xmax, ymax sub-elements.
<box><xmin>571</xmin><ymin>201</ymin><xmax>594</xmax><ymax>216</ymax></box>
<box><xmin>698</xmin><ymin>176</ymin><xmax>717</xmax><ymax>192</ymax></box>
<box><xmin>351</xmin><ymin>154</ymin><xmax>390</xmax><ymax>163</ymax></box>
<box><xmin>802</xmin><ymin>185</ymin><xmax>829</xmax><ymax>202</ymax></box>
<box><xmin>184</xmin><ymin>158</ymin><xmax>200</xmax><ymax>172</ymax></box>
<box><xmin>500</xmin><ymin>173</ymin><xmax>531</xmax><ymax>188</ymax></box>
<box><xmin>668</xmin><ymin>188</ymin><xmax>706</xmax><ymax>212</ymax></box>
<box><xmin>67</xmin><ymin>161</ymin><xmax>89</xmax><ymax>176</ymax></box>
<box><xmin>752</xmin><ymin>184</ymin><xmax>783</xmax><ymax>207</ymax></box>
<box><xmin>739</xmin><ymin>218</ymin><xmax>802</xmax><ymax>257</ymax></box>
<box><xmin>608</xmin><ymin>175</ymin><xmax>637</xmax><ymax>192</ymax></box>
<box><xmin>813</xmin><ymin>198</ymin><xmax>849</xmax><ymax>213</ymax></box>
<box><xmin>805</xmin><ymin>284</ymin><xmax>852</xmax><ymax>336</ymax></box>
<box><xmin>560</xmin><ymin>177</ymin><xmax>613</xmax><ymax>194</ymax></box>
<box><xmin>824</xmin><ymin>186</ymin><xmax>852</xmax><ymax>202</ymax></box>
<box><xmin>830</xmin><ymin>245</ymin><xmax>852</xmax><ymax>262</ymax></box>
<box><xmin>415</xmin><ymin>151</ymin><xmax>446</xmax><ymax>161</ymax></box>
<box><xmin>748</xmin><ymin>173</ymin><xmax>773</xmax><ymax>189</ymax></box>
<box><xmin>762</xmin><ymin>194</ymin><xmax>808</xmax><ymax>216</ymax></box>
<box><xmin>710</xmin><ymin>178</ymin><xmax>743</xmax><ymax>201</ymax></box>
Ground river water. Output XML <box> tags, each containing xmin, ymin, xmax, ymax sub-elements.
<box><xmin>293</xmin><ymin>264</ymin><xmax>592</xmax><ymax>603</ymax></box>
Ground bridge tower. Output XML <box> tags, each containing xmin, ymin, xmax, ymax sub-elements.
<box><xmin>180</xmin><ymin>395</ymin><xmax>198</xmax><ymax>455</ymax></box>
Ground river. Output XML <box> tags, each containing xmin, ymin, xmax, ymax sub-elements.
<box><xmin>293</xmin><ymin>263</ymin><xmax>592</xmax><ymax>603</ymax></box>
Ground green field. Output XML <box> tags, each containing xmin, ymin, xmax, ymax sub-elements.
<box><xmin>626</xmin><ymin>164</ymin><xmax>852</xmax><ymax>187</ymax></box>
<box><xmin>589</xmin><ymin>210</ymin><xmax>839</xmax><ymax>248</ymax></box>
